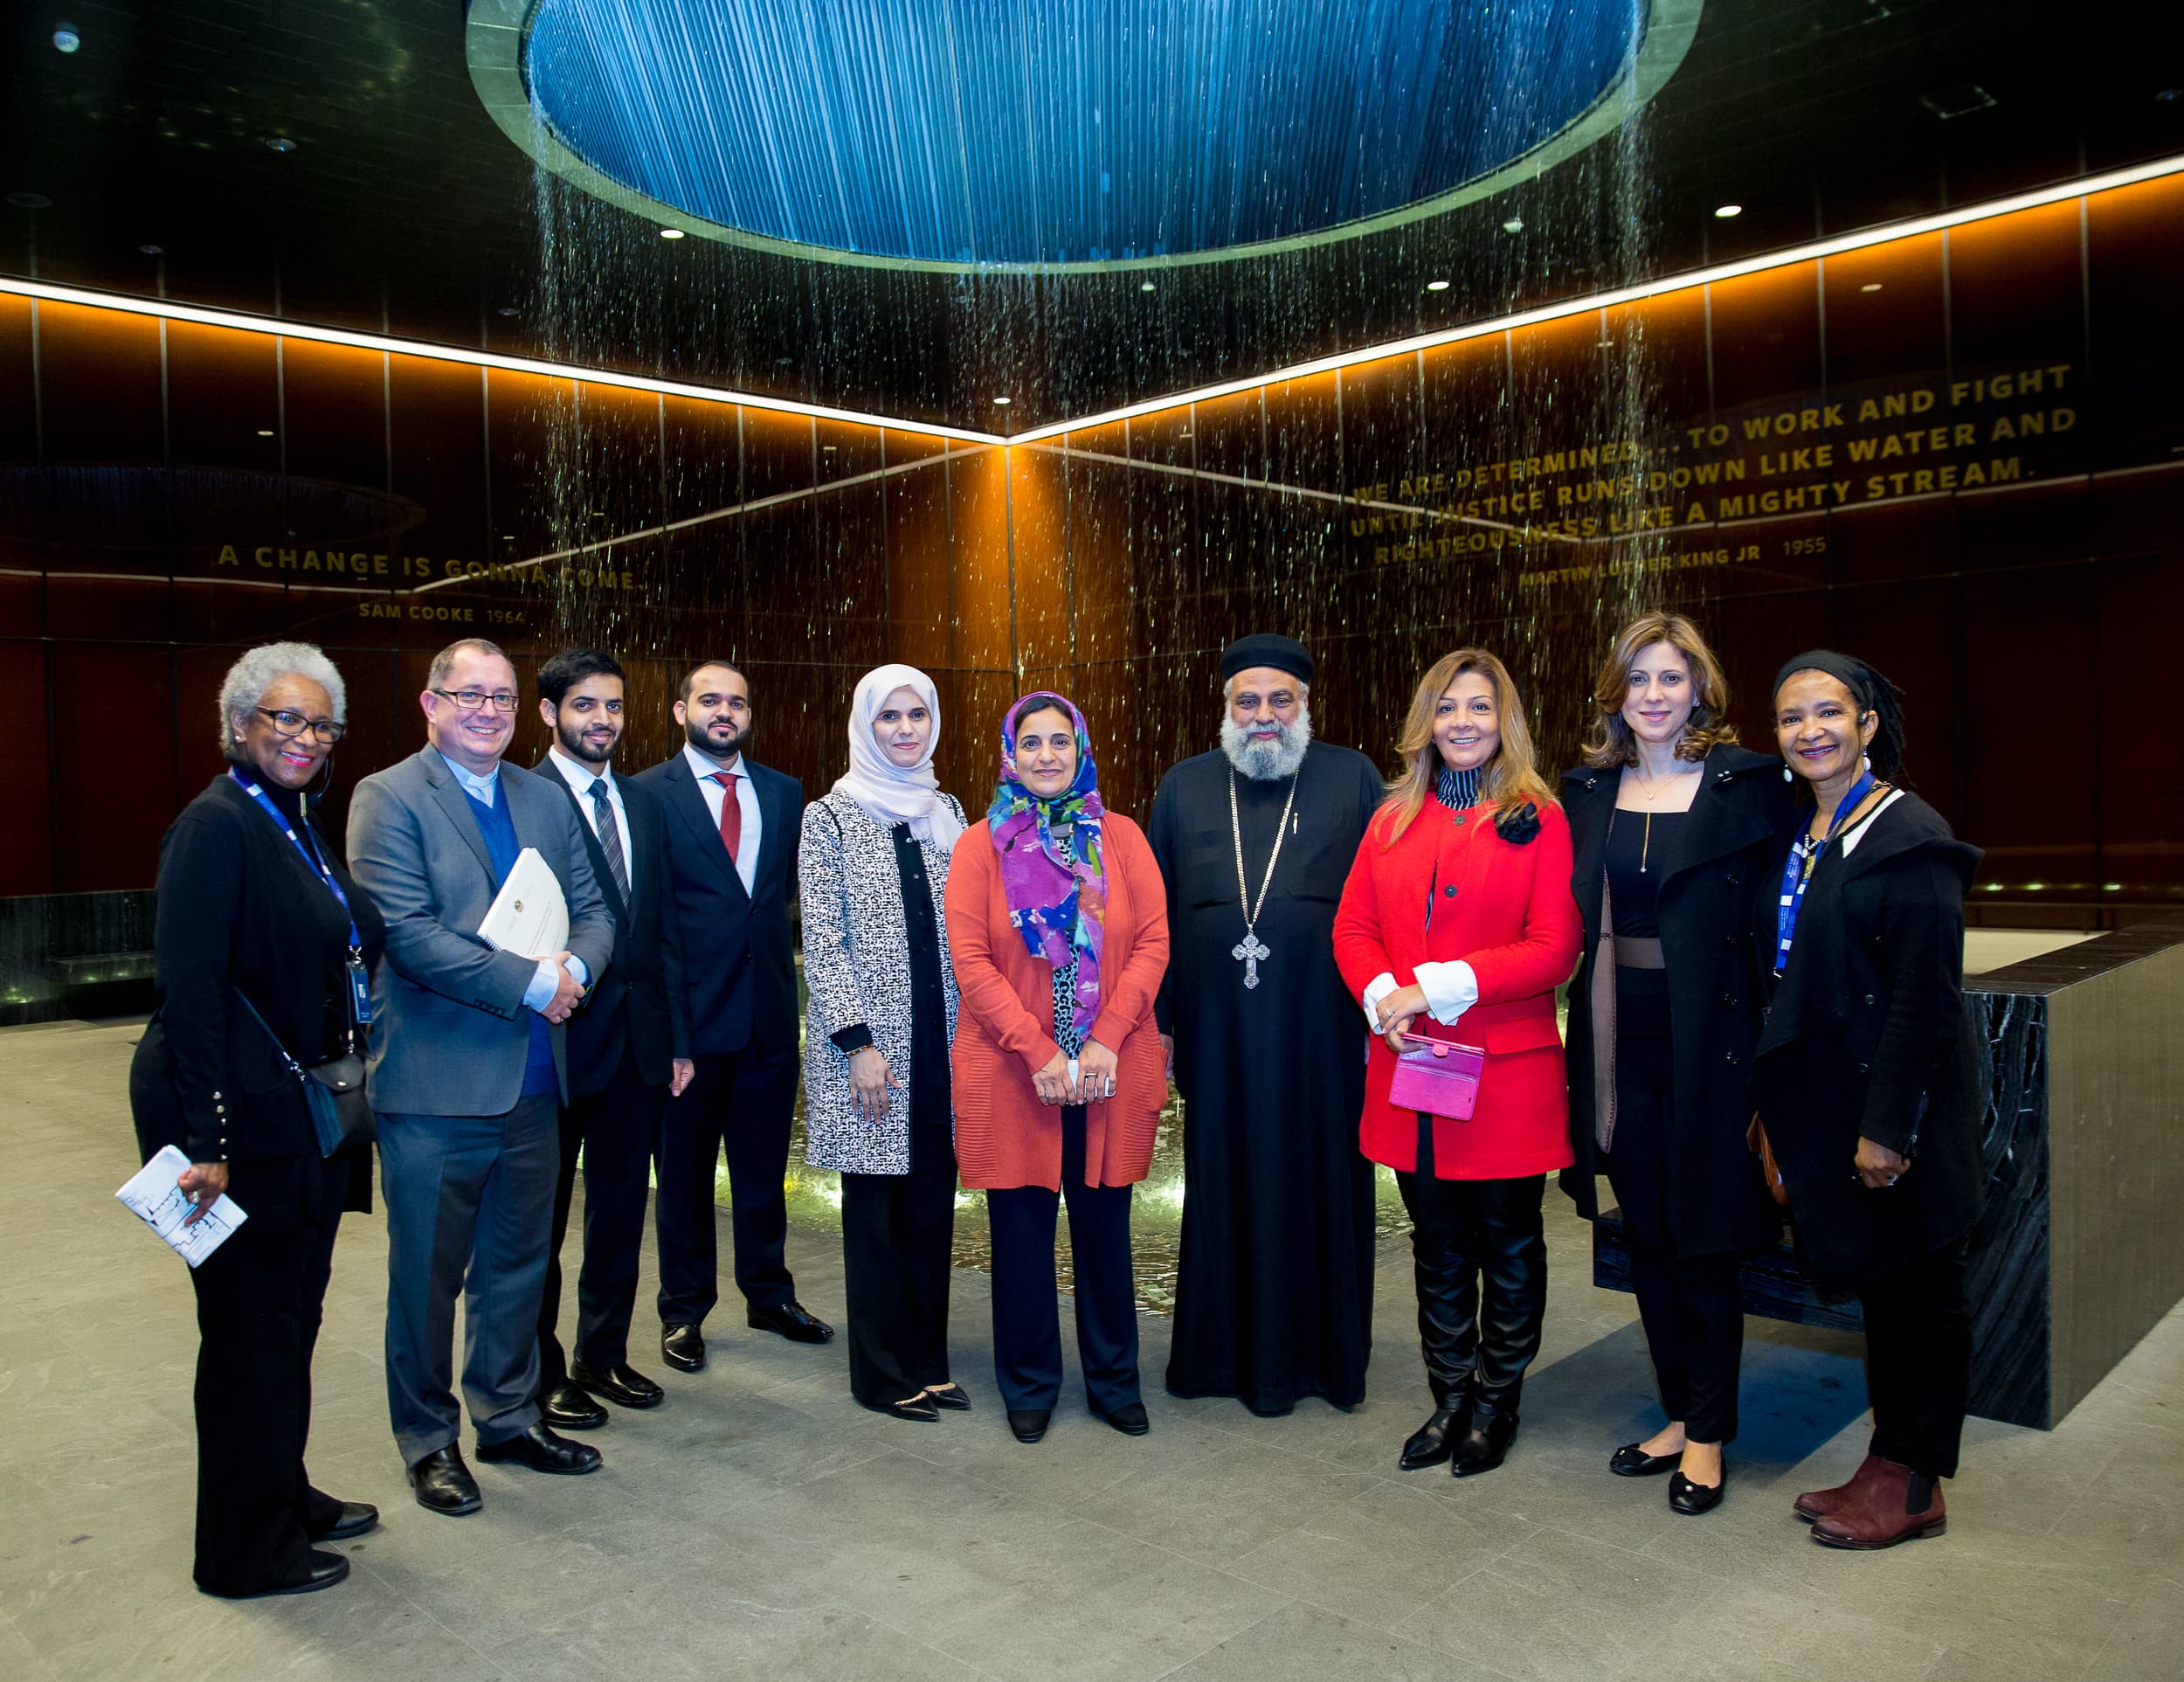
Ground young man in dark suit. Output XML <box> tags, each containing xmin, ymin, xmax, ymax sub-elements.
<box><xmin>635</xmin><ymin>661</ymin><xmax>833</xmax><ymax>1372</ymax></box>
<box><xmin>531</xmin><ymin>649</ymin><xmax>695</xmax><ymax>1429</ymax></box>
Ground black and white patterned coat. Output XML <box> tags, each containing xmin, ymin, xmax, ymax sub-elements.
<box><xmin>798</xmin><ymin>790</ymin><xmax>964</xmax><ymax>1175</ymax></box>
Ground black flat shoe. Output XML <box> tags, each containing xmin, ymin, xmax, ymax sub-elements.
<box><xmin>571</xmin><ymin>1359</ymin><xmax>666</xmax><ymax>1409</ymax></box>
<box><xmin>476</xmin><ymin>1422</ymin><xmax>604</xmax><ymax>1476</ymax></box>
<box><xmin>924</xmin><ymin>1383</ymin><xmax>973</xmax><ymax>1411</ymax></box>
<box><xmin>1450</xmin><ymin>1410</ymin><xmax>1519</xmax><ymax>1478</ymax></box>
<box><xmin>746</xmin><ymin>1300</ymin><xmax>835</xmax><ymax>1343</ymax></box>
<box><xmin>309</xmin><ymin>1499</ymin><xmax>379</xmax><ymax>1541</ymax></box>
<box><xmin>201</xmin><ymin>1549</ymin><xmax>350</xmax><ymax>1599</ymax></box>
<box><xmin>541</xmin><ymin>1380</ymin><xmax>609</xmax><ymax>1430</ymax></box>
<box><xmin>660</xmin><ymin>1322</ymin><xmax>707</xmax><ymax>1372</ymax></box>
<box><xmin>871</xmin><ymin>1395</ymin><xmax>940</xmax><ymax>1423</ymax></box>
<box><xmin>1006</xmin><ymin>1408</ymin><xmax>1052</xmax><ymax>1443</ymax></box>
<box><xmin>1610</xmin><ymin>1443</ymin><xmax>1683</xmax><ymax>1478</ymax></box>
<box><xmin>1669</xmin><ymin>1463</ymin><xmax>1727</xmax><ymax>1515</ymax></box>
<box><xmin>407</xmin><ymin>1445</ymin><xmax>483</xmax><ymax>1517</ymax></box>
<box><xmin>1093</xmin><ymin>1402</ymin><xmax>1151</xmax><ymax>1436</ymax></box>
<box><xmin>1400</xmin><ymin>1401</ymin><xmax>1471</xmax><ymax>1471</ymax></box>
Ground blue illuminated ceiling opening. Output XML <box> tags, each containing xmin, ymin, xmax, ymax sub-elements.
<box><xmin>483</xmin><ymin>0</ymin><xmax>1694</xmax><ymax>273</ymax></box>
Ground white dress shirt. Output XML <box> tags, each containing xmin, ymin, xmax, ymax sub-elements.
<box><xmin>682</xmin><ymin>740</ymin><xmax>762</xmax><ymax>896</ymax></box>
<box><xmin>1362</xmin><ymin>962</ymin><xmax>1480</xmax><ymax>1035</ymax></box>
<box><xmin>548</xmin><ymin>744</ymin><xmax>634</xmax><ymax>896</ymax></box>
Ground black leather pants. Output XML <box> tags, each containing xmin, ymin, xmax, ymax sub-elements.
<box><xmin>1393</xmin><ymin>1116</ymin><xmax>1548</xmax><ymax>1418</ymax></box>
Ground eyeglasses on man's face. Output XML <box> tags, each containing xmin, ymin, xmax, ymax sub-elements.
<box><xmin>433</xmin><ymin>688</ymin><xmax>522</xmax><ymax>713</ymax></box>
<box><xmin>257</xmin><ymin>708</ymin><xmax>346</xmax><ymax>744</ymax></box>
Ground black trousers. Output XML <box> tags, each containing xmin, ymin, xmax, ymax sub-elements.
<box><xmin>1860</xmin><ymin>1242</ymin><xmax>1971</xmax><ymax>1478</ymax></box>
<box><xmin>186</xmin><ymin>1150</ymin><xmax>351</xmax><ymax>1595</ymax></box>
<box><xmin>840</xmin><ymin>1119</ymin><xmax>958</xmax><ymax>1407</ymax></box>
<box><xmin>985</xmin><ymin>1107</ymin><xmax>1140</xmax><ymax>1414</ymax></box>
<box><xmin>537</xmin><ymin>1044</ymin><xmax>667</xmax><ymax>1389</ymax></box>
<box><xmin>655</xmin><ymin>1043</ymin><xmax>798</xmax><ymax>1325</ymax></box>
<box><xmin>1604</xmin><ymin>985</ymin><xmax>1745</xmax><ymax>1443</ymax></box>
<box><xmin>1394</xmin><ymin>1115</ymin><xmax>1546</xmax><ymax>1416</ymax></box>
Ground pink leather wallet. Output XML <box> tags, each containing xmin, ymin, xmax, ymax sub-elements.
<box><xmin>1389</xmin><ymin>1034</ymin><xmax>1485</xmax><ymax>1120</ymax></box>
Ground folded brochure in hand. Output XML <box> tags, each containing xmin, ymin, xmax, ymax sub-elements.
<box><xmin>116</xmin><ymin>1144</ymin><xmax>246</xmax><ymax>1267</ymax></box>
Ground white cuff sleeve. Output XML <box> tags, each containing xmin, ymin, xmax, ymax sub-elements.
<box><xmin>1414</xmin><ymin>960</ymin><xmax>1479</xmax><ymax>1025</ymax></box>
<box><xmin>524</xmin><ymin>959</ymin><xmax>562</xmax><ymax>1014</ymax></box>
<box><xmin>1361</xmin><ymin>972</ymin><xmax>1399</xmax><ymax>1031</ymax></box>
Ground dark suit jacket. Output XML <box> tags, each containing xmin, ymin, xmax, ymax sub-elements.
<box><xmin>634</xmin><ymin>751</ymin><xmax>802</xmax><ymax>1058</ymax></box>
<box><xmin>535</xmin><ymin>755</ymin><xmax>692</xmax><ymax>1095</ymax></box>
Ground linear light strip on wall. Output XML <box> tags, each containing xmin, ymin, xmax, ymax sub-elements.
<box><xmin>0</xmin><ymin>277</ymin><xmax>1006</xmax><ymax>446</ymax></box>
<box><xmin>1009</xmin><ymin>151</ymin><xmax>2184</xmax><ymax>444</ymax></box>
<box><xmin>0</xmin><ymin>151</ymin><xmax>2177</xmax><ymax>446</ymax></box>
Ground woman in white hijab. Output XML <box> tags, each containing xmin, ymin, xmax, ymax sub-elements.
<box><xmin>799</xmin><ymin>664</ymin><xmax>970</xmax><ymax>1422</ymax></box>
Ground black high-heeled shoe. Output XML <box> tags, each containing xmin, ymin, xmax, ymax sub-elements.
<box><xmin>1609</xmin><ymin>1443</ymin><xmax>1683</xmax><ymax>1478</ymax></box>
<box><xmin>924</xmin><ymin>1383</ymin><xmax>973</xmax><ymax>1411</ymax></box>
<box><xmin>871</xmin><ymin>1395</ymin><xmax>939</xmax><ymax>1423</ymax></box>
<box><xmin>1669</xmin><ymin>1459</ymin><xmax>1727</xmax><ymax>1515</ymax></box>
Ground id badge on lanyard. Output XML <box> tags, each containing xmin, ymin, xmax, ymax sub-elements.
<box><xmin>345</xmin><ymin>949</ymin><xmax>374</xmax><ymax>1028</ymax></box>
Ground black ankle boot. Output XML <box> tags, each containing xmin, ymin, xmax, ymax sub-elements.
<box><xmin>1450</xmin><ymin>1401</ymin><xmax>1520</xmax><ymax>1478</ymax></box>
<box><xmin>1399</xmin><ymin>1388</ymin><xmax>1473</xmax><ymax>1471</ymax></box>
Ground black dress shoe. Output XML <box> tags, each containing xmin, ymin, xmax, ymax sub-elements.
<box><xmin>572</xmin><ymin>1359</ymin><xmax>666</xmax><ymax>1409</ymax></box>
<box><xmin>309</xmin><ymin>1500</ymin><xmax>380</xmax><ymax>1541</ymax></box>
<box><xmin>1006</xmin><ymin>1408</ymin><xmax>1052</xmax><ymax>1443</ymax></box>
<box><xmin>1400</xmin><ymin>1401</ymin><xmax>1472</xmax><ymax>1471</ymax></box>
<box><xmin>924</xmin><ymin>1383</ymin><xmax>972</xmax><ymax>1411</ymax></box>
<box><xmin>201</xmin><ymin>1549</ymin><xmax>351</xmax><ymax>1599</ymax></box>
<box><xmin>660</xmin><ymin>1322</ymin><xmax>707</xmax><ymax>1372</ymax></box>
<box><xmin>541</xmin><ymin>1379</ymin><xmax>609</xmax><ymax>1430</ymax></box>
<box><xmin>1450</xmin><ymin>1409</ymin><xmax>1520</xmax><ymax>1478</ymax></box>
<box><xmin>476</xmin><ymin>1422</ymin><xmax>604</xmax><ymax>1476</ymax></box>
<box><xmin>408</xmin><ymin>1446</ymin><xmax>483</xmax><ymax>1516</ymax></box>
<box><xmin>870</xmin><ymin>1395</ymin><xmax>940</xmax><ymax>1422</ymax></box>
<box><xmin>1610</xmin><ymin>1443</ymin><xmax>1683</xmax><ymax>1478</ymax></box>
<box><xmin>1669</xmin><ymin>1463</ymin><xmax>1727</xmax><ymax>1515</ymax></box>
<box><xmin>747</xmin><ymin>1300</ymin><xmax>835</xmax><ymax>1343</ymax></box>
<box><xmin>1093</xmin><ymin>1402</ymin><xmax>1151</xmax><ymax>1436</ymax></box>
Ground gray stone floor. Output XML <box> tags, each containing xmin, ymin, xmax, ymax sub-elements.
<box><xmin>3</xmin><ymin>1017</ymin><xmax>2180</xmax><ymax>1681</ymax></box>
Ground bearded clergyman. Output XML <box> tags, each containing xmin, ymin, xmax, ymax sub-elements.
<box><xmin>1150</xmin><ymin>633</ymin><xmax>1386</xmax><ymax>1416</ymax></box>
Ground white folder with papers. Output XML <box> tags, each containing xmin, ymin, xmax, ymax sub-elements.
<box><xmin>477</xmin><ymin>846</ymin><xmax>569</xmax><ymax>959</ymax></box>
<box><xmin>117</xmin><ymin>1145</ymin><xmax>246</xmax><ymax>1267</ymax></box>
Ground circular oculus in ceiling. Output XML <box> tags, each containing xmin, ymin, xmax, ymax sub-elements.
<box><xmin>467</xmin><ymin>0</ymin><xmax>1701</xmax><ymax>273</ymax></box>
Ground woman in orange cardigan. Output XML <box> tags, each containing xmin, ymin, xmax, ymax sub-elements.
<box><xmin>1333</xmin><ymin>648</ymin><xmax>1583</xmax><ymax>1478</ymax></box>
<box><xmin>946</xmin><ymin>691</ymin><xmax>1171</xmax><ymax>1446</ymax></box>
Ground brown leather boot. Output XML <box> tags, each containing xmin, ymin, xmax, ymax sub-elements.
<box><xmin>1808</xmin><ymin>1457</ymin><xmax>1946</xmax><ymax>1549</ymax></box>
<box><xmin>1793</xmin><ymin>1453</ymin><xmax>1882</xmax><ymax>1522</ymax></box>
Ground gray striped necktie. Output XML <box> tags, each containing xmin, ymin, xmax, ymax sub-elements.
<box><xmin>590</xmin><ymin>778</ymin><xmax>631</xmax><ymax>903</ymax></box>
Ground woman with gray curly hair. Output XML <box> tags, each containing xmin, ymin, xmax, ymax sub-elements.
<box><xmin>129</xmin><ymin>640</ymin><xmax>386</xmax><ymax>1598</ymax></box>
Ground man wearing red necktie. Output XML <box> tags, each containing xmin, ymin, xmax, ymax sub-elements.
<box><xmin>636</xmin><ymin>661</ymin><xmax>833</xmax><ymax>1374</ymax></box>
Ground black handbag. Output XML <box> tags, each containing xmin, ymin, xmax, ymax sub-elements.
<box><xmin>232</xmin><ymin>987</ymin><xmax>376</xmax><ymax>1157</ymax></box>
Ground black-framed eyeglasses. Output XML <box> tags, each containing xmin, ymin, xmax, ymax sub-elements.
<box><xmin>256</xmin><ymin>708</ymin><xmax>346</xmax><ymax>744</ymax></box>
<box><xmin>433</xmin><ymin>688</ymin><xmax>521</xmax><ymax>713</ymax></box>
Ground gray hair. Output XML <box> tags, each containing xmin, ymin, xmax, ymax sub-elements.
<box><xmin>218</xmin><ymin>640</ymin><xmax>347</xmax><ymax>752</ymax></box>
<box><xmin>428</xmin><ymin>637</ymin><xmax>511</xmax><ymax>692</ymax></box>
<box><xmin>1222</xmin><ymin>674</ymin><xmax>1310</xmax><ymax>703</ymax></box>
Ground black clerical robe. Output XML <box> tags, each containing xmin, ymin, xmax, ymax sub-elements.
<box><xmin>1150</xmin><ymin>741</ymin><xmax>1386</xmax><ymax>1414</ymax></box>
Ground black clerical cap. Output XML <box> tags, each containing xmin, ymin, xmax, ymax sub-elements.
<box><xmin>1220</xmin><ymin>633</ymin><xmax>1313</xmax><ymax>685</ymax></box>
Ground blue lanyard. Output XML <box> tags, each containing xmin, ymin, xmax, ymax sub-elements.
<box><xmin>1773</xmin><ymin>770</ymin><xmax>1876</xmax><ymax>973</ymax></box>
<box><xmin>230</xmin><ymin>769</ymin><xmax>362</xmax><ymax>951</ymax></box>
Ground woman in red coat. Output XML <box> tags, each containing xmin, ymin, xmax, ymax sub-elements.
<box><xmin>1333</xmin><ymin>648</ymin><xmax>1583</xmax><ymax>1478</ymax></box>
<box><xmin>946</xmin><ymin>691</ymin><xmax>1171</xmax><ymax>1446</ymax></box>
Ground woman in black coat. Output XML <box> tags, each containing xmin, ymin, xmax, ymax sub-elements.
<box><xmin>129</xmin><ymin>641</ymin><xmax>385</xmax><ymax>1599</ymax></box>
<box><xmin>1560</xmin><ymin>613</ymin><xmax>1787</xmax><ymax>1516</ymax></box>
<box><xmin>1753</xmin><ymin>650</ymin><xmax>1983</xmax><ymax>1551</ymax></box>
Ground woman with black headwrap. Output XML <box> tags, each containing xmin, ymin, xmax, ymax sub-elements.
<box><xmin>1752</xmin><ymin>651</ymin><xmax>1984</xmax><ymax>1550</ymax></box>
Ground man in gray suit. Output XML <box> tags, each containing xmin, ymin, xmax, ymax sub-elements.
<box><xmin>348</xmin><ymin>638</ymin><xmax>615</xmax><ymax>1516</ymax></box>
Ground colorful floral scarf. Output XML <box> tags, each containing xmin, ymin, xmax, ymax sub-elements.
<box><xmin>987</xmin><ymin>691</ymin><xmax>1106</xmax><ymax>1040</ymax></box>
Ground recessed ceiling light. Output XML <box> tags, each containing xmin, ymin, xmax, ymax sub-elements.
<box><xmin>1501</xmin><ymin>216</ymin><xmax>1524</xmax><ymax>234</ymax></box>
<box><xmin>256</xmin><ymin>428</ymin><xmax>274</xmax><ymax>437</ymax></box>
<box><xmin>497</xmin><ymin>305</ymin><xmax>519</xmax><ymax>316</ymax></box>
<box><xmin>1861</xmin><ymin>282</ymin><xmax>1883</xmax><ymax>292</ymax></box>
<box><xmin>2157</xmin><ymin>89</ymin><xmax>2181</xmax><ymax>102</ymax></box>
<box><xmin>1714</xmin><ymin>203</ymin><xmax>1742</xmax><ymax>218</ymax></box>
<box><xmin>52</xmin><ymin>24</ymin><xmax>81</xmax><ymax>53</ymax></box>
<box><xmin>1138</xmin><ymin>280</ymin><xmax>1156</xmax><ymax>292</ymax></box>
<box><xmin>1425</xmin><ymin>279</ymin><xmax>1451</xmax><ymax>292</ymax></box>
<box><xmin>6</xmin><ymin>191</ymin><xmax>52</xmax><ymax>210</ymax></box>
<box><xmin>263</xmin><ymin>135</ymin><xmax>296</xmax><ymax>154</ymax></box>
<box><xmin>137</xmin><ymin>243</ymin><xmax>163</xmax><ymax>256</ymax></box>
<box><xmin>992</xmin><ymin>396</ymin><xmax>1012</xmax><ymax>405</ymax></box>
<box><xmin>659</xmin><ymin>226</ymin><xmax>685</xmax><ymax>239</ymax></box>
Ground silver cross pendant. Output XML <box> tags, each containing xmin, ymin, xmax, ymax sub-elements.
<box><xmin>1233</xmin><ymin>931</ymin><xmax>1270</xmax><ymax>989</ymax></box>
